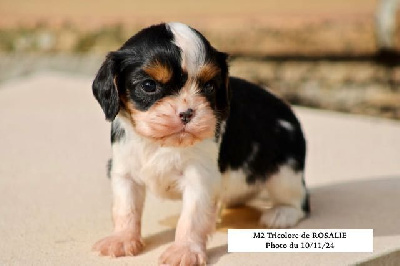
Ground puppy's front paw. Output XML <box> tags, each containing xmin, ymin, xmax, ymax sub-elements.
<box><xmin>92</xmin><ymin>231</ymin><xmax>144</xmax><ymax>257</ymax></box>
<box><xmin>159</xmin><ymin>242</ymin><xmax>206</xmax><ymax>266</ymax></box>
<box><xmin>260</xmin><ymin>206</ymin><xmax>305</xmax><ymax>228</ymax></box>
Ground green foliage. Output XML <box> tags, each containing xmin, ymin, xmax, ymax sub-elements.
<box><xmin>73</xmin><ymin>24</ymin><xmax>126</xmax><ymax>53</ymax></box>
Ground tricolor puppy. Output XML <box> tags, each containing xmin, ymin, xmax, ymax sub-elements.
<box><xmin>92</xmin><ymin>22</ymin><xmax>309</xmax><ymax>265</ymax></box>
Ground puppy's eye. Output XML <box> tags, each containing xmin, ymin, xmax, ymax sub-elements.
<box><xmin>141</xmin><ymin>79</ymin><xmax>157</xmax><ymax>93</ymax></box>
<box><xmin>203</xmin><ymin>81</ymin><xmax>215</xmax><ymax>94</ymax></box>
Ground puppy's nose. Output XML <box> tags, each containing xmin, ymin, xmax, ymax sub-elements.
<box><xmin>179</xmin><ymin>108</ymin><xmax>194</xmax><ymax>124</ymax></box>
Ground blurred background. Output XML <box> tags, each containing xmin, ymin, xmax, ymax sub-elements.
<box><xmin>0</xmin><ymin>0</ymin><xmax>399</xmax><ymax>119</ymax></box>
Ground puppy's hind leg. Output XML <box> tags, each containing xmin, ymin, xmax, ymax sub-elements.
<box><xmin>260</xmin><ymin>163</ymin><xmax>309</xmax><ymax>228</ymax></box>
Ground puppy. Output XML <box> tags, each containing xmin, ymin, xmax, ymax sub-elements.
<box><xmin>92</xmin><ymin>22</ymin><xmax>309</xmax><ymax>265</ymax></box>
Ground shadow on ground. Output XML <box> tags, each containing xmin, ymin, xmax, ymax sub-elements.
<box><xmin>302</xmin><ymin>176</ymin><xmax>400</xmax><ymax>237</ymax></box>
<box><xmin>207</xmin><ymin>176</ymin><xmax>400</xmax><ymax>263</ymax></box>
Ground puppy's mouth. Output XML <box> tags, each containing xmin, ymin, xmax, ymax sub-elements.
<box><xmin>134</xmin><ymin>115</ymin><xmax>215</xmax><ymax>147</ymax></box>
<box><xmin>154</xmin><ymin>124</ymin><xmax>205</xmax><ymax>147</ymax></box>
<box><xmin>159</xmin><ymin>126</ymin><xmax>189</xmax><ymax>139</ymax></box>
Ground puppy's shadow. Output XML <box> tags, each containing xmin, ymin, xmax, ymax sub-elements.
<box><xmin>143</xmin><ymin>228</ymin><xmax>229</xmax><ymax>264</ymax></box>
<box><xmin>207</xmin><ymin>244</ymin><xmax>228</xmax><ymax>265</ymax></box>
<box><xmin>207</xmin><ymin>176</ymin><xmax>400</xmax><ymax>263</ymax></box>
<box><xmin>301</xmin><ymin>176</ymin><xmax>400</xmax><ymax>237</ymax></box>
<box><xmin>148</xmin><ymin>176</ymin><xmax>400</xmax><ymax>262</ymax></box>
<box><xmin>142</xmin><ymin>229</ymin><xmax>175</xmax><ymax>254</ymax></box>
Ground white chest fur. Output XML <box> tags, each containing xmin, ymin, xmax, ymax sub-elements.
<box><xmin>111</xmin><ymin>117</ymin><xmax>221</xmax><ymax>200</ymax></box>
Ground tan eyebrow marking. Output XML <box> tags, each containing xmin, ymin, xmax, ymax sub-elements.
<box><xmin>143</xmin><ymin>61</ymin><xmax>173</xmax><ymax>84</ymax></box>
<box><xmin>197</xmin><ymin>63</ymin><xmax>221</xmax><ymax>83</ymax></box>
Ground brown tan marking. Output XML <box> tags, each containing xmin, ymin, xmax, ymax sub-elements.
<box><xmin>197</xmin><ymin>63</ymin><xmax>221</xmax><ymax>83</ymax></box>
<box><xmin>119</xmin><ymin>95</ymin><xmax>138</xmax><ymax>126</ymax></box>
<box><xmin>143</xmin><ymin>61</ymin><xmax>173</xmax><ymax>84</ymax></box>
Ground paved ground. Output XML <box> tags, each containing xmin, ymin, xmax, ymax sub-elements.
<box><xmin>0</xmin><ymin>72</ymin><xmax>399</xmax><ymax>265</ymax></box>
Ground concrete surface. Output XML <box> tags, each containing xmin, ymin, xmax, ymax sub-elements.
<box><xmin>0</xmin><ymin>71</ymin><xmax>399</xmax><ymax>265</ymax></box>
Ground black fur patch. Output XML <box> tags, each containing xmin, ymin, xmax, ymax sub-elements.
<box><xmin>302</xmin><ymin>192</ymin><xmax>310</xmax><ymax>213</ymax></box>
<box><xmin>219</xmin><ymin>77</ymin><xmax>307</xmax><ymax>185</ymax></box>
<box><xmin>92</xmin><ymin>54</ymin><xmax>120</xmax><ymax>121</ymax></box>
<box><xmin>111</xmin><ymin>120</ymin><xmax>125</xmax><ymax>143</ymax></box>
<box><xmin>302</xmin><ymin>178</ymin><xmax>310</xmax><ymax>213</ymax></box>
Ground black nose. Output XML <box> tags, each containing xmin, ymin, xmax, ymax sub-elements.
<box><xmin>179</xmin><ymin>108</ymin><xmax>194</xmax><ymax>124</ymax></box>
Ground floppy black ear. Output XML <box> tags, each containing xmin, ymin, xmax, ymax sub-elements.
<box><xmin>216</xmin><ymin>51</ymin><xmax>231</xmax><ymax>120</ymax></box>
<box><xmin>92</xmin><ymin>53</ymin><xmax>120</xmax><ymax>121</ymax></box>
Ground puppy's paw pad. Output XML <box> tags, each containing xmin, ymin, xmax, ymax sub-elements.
<box><xmin>159</xmin><ymin>242</ymin><xmax>206</xmax><ymax>266</ymax></box>
<box><xmin>260</xmin><ymin>206</ymin><xmax>305</xmax><ymax>228</ymax></box>
<box><xmin>92</xmin><ymin>232</ymin><xmax>144</xmax><ymax>257</ymax></box>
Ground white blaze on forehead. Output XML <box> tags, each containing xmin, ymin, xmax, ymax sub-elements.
<box><xmin>167</xmin><ymin>22</ymin><xmax>206</xmax><ymax>75</ymax></box>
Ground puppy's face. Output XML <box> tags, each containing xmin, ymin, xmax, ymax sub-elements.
<box><xmin>93</xmin><ymin>23</ymin><xmax>230</xmax><ymax>147</ymax></box>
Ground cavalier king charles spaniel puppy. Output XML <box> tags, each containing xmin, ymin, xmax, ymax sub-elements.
<box><xmin>92</xmin><ymin>22</ymin><xmax>309</xmax><ymax>265</ymax></box>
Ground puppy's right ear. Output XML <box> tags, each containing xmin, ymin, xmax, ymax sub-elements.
<box><xmin>92</xmin><ymin>53</ymin><xmax>120</xmax><ymax>121</ymax></box>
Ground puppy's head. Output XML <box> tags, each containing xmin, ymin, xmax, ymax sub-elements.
<box><xmin>93</xmin><ymin>22</ymin><xmax>230</xmax><ymax>147</ymax></box>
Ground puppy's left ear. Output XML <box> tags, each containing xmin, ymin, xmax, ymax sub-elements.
<box><xmin>216</xmin><ymin>51</ymin><xmax>231</xmax><ymax>120</ymax></box>
<box><xmin>92</xmin><ymin>52</ymin><xmax>120</xmax><ymax>121</ymax></box>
